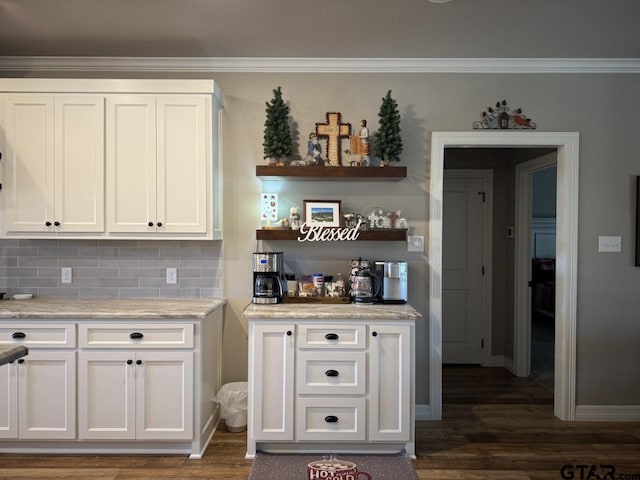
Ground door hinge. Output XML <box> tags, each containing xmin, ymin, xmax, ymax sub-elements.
<box><xmin>477</xmin><ymin>191</ymin><xmax>486</xmax><ymax>202</ymax></box>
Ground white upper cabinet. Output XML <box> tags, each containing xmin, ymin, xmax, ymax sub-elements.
<box><xmin>0</xmin><ymin>79</ymin><xmax>224</xmax><ymax>240</ymax></box>
<box><xmin>3</xmin><ymin>94</ymin><xmax>104</xmax><ymax>234</ymax></box>
<box><xmin>106</xmin><ymin>95</ymin><xmax>208</xmax><ymax>235</ymax></box>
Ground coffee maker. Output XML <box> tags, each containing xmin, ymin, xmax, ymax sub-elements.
<box><xmin>373</xmin><ymin>261</ymin><xmax>408</xmax><ymax>304</ymax></box>
<box><xmin>252</xmin><ymin>252</ymin><xmax>284</xmax><ymax>304</ymax></box>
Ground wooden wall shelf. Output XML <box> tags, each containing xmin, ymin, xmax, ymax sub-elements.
<box><xmin>256</xmin><ymin>229</ymin><xmax>407</xmax><ymax>242</ymax></box>
<box><xmin>256</xmin><ymin>165</ymin><xmax>406</xmax><ymax>180</ymax></box>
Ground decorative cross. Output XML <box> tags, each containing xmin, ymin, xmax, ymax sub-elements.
<box><xmin>387</xmin><ymin>211</ymin><xmax>399</xmax><ymax>228</ymax></box>
<box><xmin>316</xmin><ymin>112</ymin><xmax>351</xmax><ymax>166</ymax></box>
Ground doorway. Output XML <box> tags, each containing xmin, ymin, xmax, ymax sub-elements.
<box><xmin>429</xmin><ymin>131</ymin><xmax>579</xmax><ymax>421</ymax></box>
<box><xmin>516</xmin><ymin>157</ymin><xmax>558</xmax><ymax>392</ymax></box>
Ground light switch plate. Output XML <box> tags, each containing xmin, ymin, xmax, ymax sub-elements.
<box><xmin>407</xmin><ymin>235</ymin><xmax>424</xmax><ymax>252</ymax></box>
<box><xmin>598</xmin><ymin>236</ymin><xmax>622</xmax><ymax>253</ymax></box>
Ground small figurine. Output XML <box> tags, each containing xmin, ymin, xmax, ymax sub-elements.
<box><xmin>289</xmin><ymin>206</ymin><xmax>301</xmax><ymax>230</ymax></box>
<box><xmin>304</xmin><ymin>133</ymin><xmax>324</xmax><ymax>166</ymax></box>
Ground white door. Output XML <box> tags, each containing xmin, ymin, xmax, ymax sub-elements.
<box><xmin>135</xmin><ymin>351</ymin><xmax>193</xmax><ymax>440</ymax></box>
<box><xmin>0</xmin><ymin>362</ymin><xmax>18</xmax><ymax>438</ymax></box>
<box><xmin>156</xmin><ymin>95</ymin><xmax>208</xmax><ymax>233</ymax></box>
<box><xmin>250</xmin><ymin>323</ymin><xmax>294</xmax><ymax>441</ymax></box>
<box><xmin>106</xmin><ymin>95</ymin><xmax>157</xmax><ymax>233</ymax></box>
<box><xmin>78</xmin><ymin>351</ymin><xmax>136</xmax><ymax>440</ymax></box>
<box><xmin>442</xmin><ymin>174</ymin><xmax>486</xmax><ymax>364</ymax></box>
<box><xmin>4</xmin><ymin>94</ymin><xmax>55</xmax><ymax>232</ymax></box>
<box><xmin>369</xmin><ymin>324</ymin><xmax>411</xmax><ymax>442</ymax></box>
<box><xmin>54</xmin><ymin>96</ymin><xmax>105</xmax><ymax>233</ymax></box>
<box><xmin>18</xmin><ymin>351</ymin><xmax>76</xmax><ymax>439</ymax></box>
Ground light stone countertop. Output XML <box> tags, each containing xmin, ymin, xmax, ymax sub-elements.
<box><xmin>242</xmin><ymin>302</ymin><xmax>422</xmax><ymax>320</ymax></box>
<box><xmin>0</xmin><ymin>297</ymin><xmax>226</xmax><ymax>319</ymax></box>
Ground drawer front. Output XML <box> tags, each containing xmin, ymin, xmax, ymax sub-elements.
<box><xmin>79</xmin><ymin>324</ymin><xmax>194</xmax><ymax>349</ymax></box>
<box><xmin>0</xmin><ymin>324</ymin><xmax>76</xmax><ymax>348</ymax></box>
<box><xmin>296</xmin><ymin>351</ymin><xmax>366</xmax><ymax>395</ymax></box>
<box><xmin>296</xmin><ymin>397</ymin><xmax>365</xmax><ymax>441</ymax></box>
<box><xmin>297</xmin><ymin>324</ymin><xmax>366</xmax><ymax>350</ymax></box>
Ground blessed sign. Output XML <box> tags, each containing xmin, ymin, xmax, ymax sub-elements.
<box><xmin>297</xmin><ymin>219</ymin><xmax>363</xmax><ymax>242</ymax></box>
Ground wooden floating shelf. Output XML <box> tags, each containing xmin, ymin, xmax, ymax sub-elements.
<box><xmin>256</xmin><ymin>165</ymin><xmax>406</xmax><ymax>180</ymax></box>
<box><xmin>256</xmin><ymin>229</ymin><xmax>407</xmax><ymax>242</ymax></box>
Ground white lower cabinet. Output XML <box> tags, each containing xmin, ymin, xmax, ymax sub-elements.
<box><xmin>78</xmin><ymin>350</ymin><xmax>193</xmax><ymax>440</ymax></box>
<box><xmin>0</xmin><ymin>323</ymin><xmax>77</xmax><ymax>440</ymax></box>
<box><xmin>0</xmin><ymin>351</ymin><xmax>76</xmax><ymax>440</ymax></box>
<box><xmin>247</xmin><ymin>319</ymin><xmax>414</xmax><ymax>457</ymax></box>
<box><xmin>249</xmin><ymin>324</ymin><xmax>294</xmax><ymax>442</ymax></box>
<box><xmin>0</xmin><ymin>307</ymin><xmax>224</xmax><ymax>456</ymax></box>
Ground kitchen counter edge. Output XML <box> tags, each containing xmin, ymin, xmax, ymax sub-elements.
<box><xmin>242</xmin><ymin>302</ymin><xmax>422</xmax><ymax>320</ymax></box>
<box><xmin>0</xmin><ymin>297</ymin><xmax>226</xmax><ymax>319</ymax></box>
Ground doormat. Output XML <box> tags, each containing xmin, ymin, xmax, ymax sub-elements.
<box><xmin>249</xmin><ymin>451</ymin><xmax>418</xmax><ymax>480</ymax></box>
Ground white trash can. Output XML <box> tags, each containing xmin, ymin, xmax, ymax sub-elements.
<box><xmin>214</xmin><ymin>382</ymin><xmax>248</xmax><ymax>432</ymax></box>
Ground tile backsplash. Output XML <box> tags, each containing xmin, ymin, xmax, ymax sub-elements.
<box><xmin>0</xmin><ymin>239</ymin><xmax>223</xmax><ymax>299</ymax></box>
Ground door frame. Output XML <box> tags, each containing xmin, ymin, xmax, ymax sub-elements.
<box><xmin>443</xmin><ymin>169</ymin><xmax>494</xmax><ymax>367</ymax></box>
<box><xmin>514</xmin><ymin>156</ymin><xmax>558</xmax><ymax>378</ymax></box>
<box><xmin>429</xmin><ymin>131</ymin><xmax>579</xmax><ymax>421</ymax></box>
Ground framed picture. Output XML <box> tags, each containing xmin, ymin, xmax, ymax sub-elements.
<box><xmin>304</xmin><ymin>200</ymin><xmax>342</xmax><ymax>227</ymax></box>
<box><xmin>636</xmin><ymin>176</ymin><xmax>640</xmax><ymax>266</ymax></box>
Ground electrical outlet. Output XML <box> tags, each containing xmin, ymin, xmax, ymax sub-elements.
<box><xmin>61</xmin><ymin>267</ymin><xmax>72</xmax><ymax>284</ymax></box>
<box><xmin>407</xmin><ymin>235</ymin><xmax>424</xmax><ymax>253</ymax></box>
<box><xmin>166</xmin><ymin>267</ymin><xmax>178</xmax><ymax>284</ymax></box>
<box><xmin>598</xmin><ymin>236</ymin><xmax>622</xmax><ymax>253</ymax></box>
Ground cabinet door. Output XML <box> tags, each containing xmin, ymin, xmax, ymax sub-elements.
<box><xmin>106</xmin><ymin>95</ymin><xmax>157</xmax><ymax>233</ymax></box>
<box><xmin>369</xmin><ymin>324</ymin><xmax>411</xmax><ymax>442</ymax></box>
<box><xmin>54</xmin><ymin>96</ymin><xmax>105</xmax><ymax>233</ymax></box>
<box><xmin>18</xmin><ymin>351</ymin><xmax>76</xmax><ymax>439</ymax></box>
<box><xmin>78</xmin><ymin>351</ymin><xmax>136</xmax><ymax>440</ymax></box>
<box><xmin>156</xmin><ymin>95</ymin><xmax>208</xmax><ymax>233</ymax></box>
<box><xmin>135</xmin><ymin>351</ymin><xmax>193</xmax><ymax>440</ymax></box>
<box><xmin>250</xmin><ymin>324</ymin><xmax>294</xmax><ymax>441</ymax></box>
<box><xmin>0</xmin><ymin>362</ymin><xmax>18</xmax><ymax>439</ymax></box>
<box><xmin>4</xmin><ymin>94</ymin><xmax>55</xmax><ymax>232</ymax></box>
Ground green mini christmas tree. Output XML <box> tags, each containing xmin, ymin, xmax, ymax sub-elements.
<box><xmin>263</xmin><ymin>86</ymin><xmax>293</xmax><ymax>164</ymax></box>
<box><xmin>373</xmin><ymin>90</ymin><xmax>403</xmax><ymax>165</ymax></box>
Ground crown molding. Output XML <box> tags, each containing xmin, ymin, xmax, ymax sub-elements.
<box><xmin>0</xmin><ymin>56</ymin><xmax>639</xmax><ymax>73</ymax></box>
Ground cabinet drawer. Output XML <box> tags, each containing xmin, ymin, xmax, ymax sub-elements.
<box><xmin>296</xmin><ymin>351</ymin><xmax>366</xmax><ymax>395</ymax></box>
<box><xmin>0</xmin><ymin>324</ymin><xmax>76</xmax><ymax>348</ymax></box>
<box><xmin>296</xmin><ymin>397</ymin><xmax>365</xmax><ymax>441</ymax></box>
<box><xmin>79</xmin><ymin>324</ymin><xmax>194</xmax><ymax>349</ymax></box>
<box><xmin>297</xmin><ymin>325</ymin><xmax>366</xmax><ymax>349</ymax></box>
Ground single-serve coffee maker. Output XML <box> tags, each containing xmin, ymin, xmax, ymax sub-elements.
<box><xmin>373</xmin><ymin>261</ymin><xmax>408</xmax><ymax>304</ymax></box>
<box><xmin>252</xmin><ymin>252</ymin><xmax>284</xmax><ymax>304</ymax></box>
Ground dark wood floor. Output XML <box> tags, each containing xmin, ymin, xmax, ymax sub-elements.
<box><xmin>1</xmin><ymin>366</ymin><xmax>639</xmax><ymax>479</ymax></box>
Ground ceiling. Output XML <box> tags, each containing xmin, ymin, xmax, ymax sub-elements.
<box><xmin>1</xmin><ymin>0</ymin><xmax>639</xmax><ymax>59</ymax></box>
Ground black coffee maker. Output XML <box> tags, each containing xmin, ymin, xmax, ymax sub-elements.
<box><xmin>252</xmin><ymin>252</ymin><xmax>284</xmax><ymax>304</ymax></box>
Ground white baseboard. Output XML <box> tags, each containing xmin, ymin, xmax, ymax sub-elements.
<box><xmin>415</xmin><ymin>404</ymin><xmax>432</xmax><ymax>421</ymax></box>
<box><xmin>575</xmin><ymin>405</ymin><xmax>640</xmax><ymax>422</ymax></box>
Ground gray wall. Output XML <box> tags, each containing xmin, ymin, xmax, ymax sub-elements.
<box><xmin>3</xmin><ymin>70</ymin><xmax>640</xmax><ymax>406</ymax></box>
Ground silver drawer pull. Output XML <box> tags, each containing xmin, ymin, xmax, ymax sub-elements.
<box><xmin>324</xmin><ymin>415</ymin><xmax>339</xmax><ymax>423</ymax></box>
<box><xmin>325</xmin><ymin>369</ymin><xmax>339</xmax><ymax>377</ymax></box>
